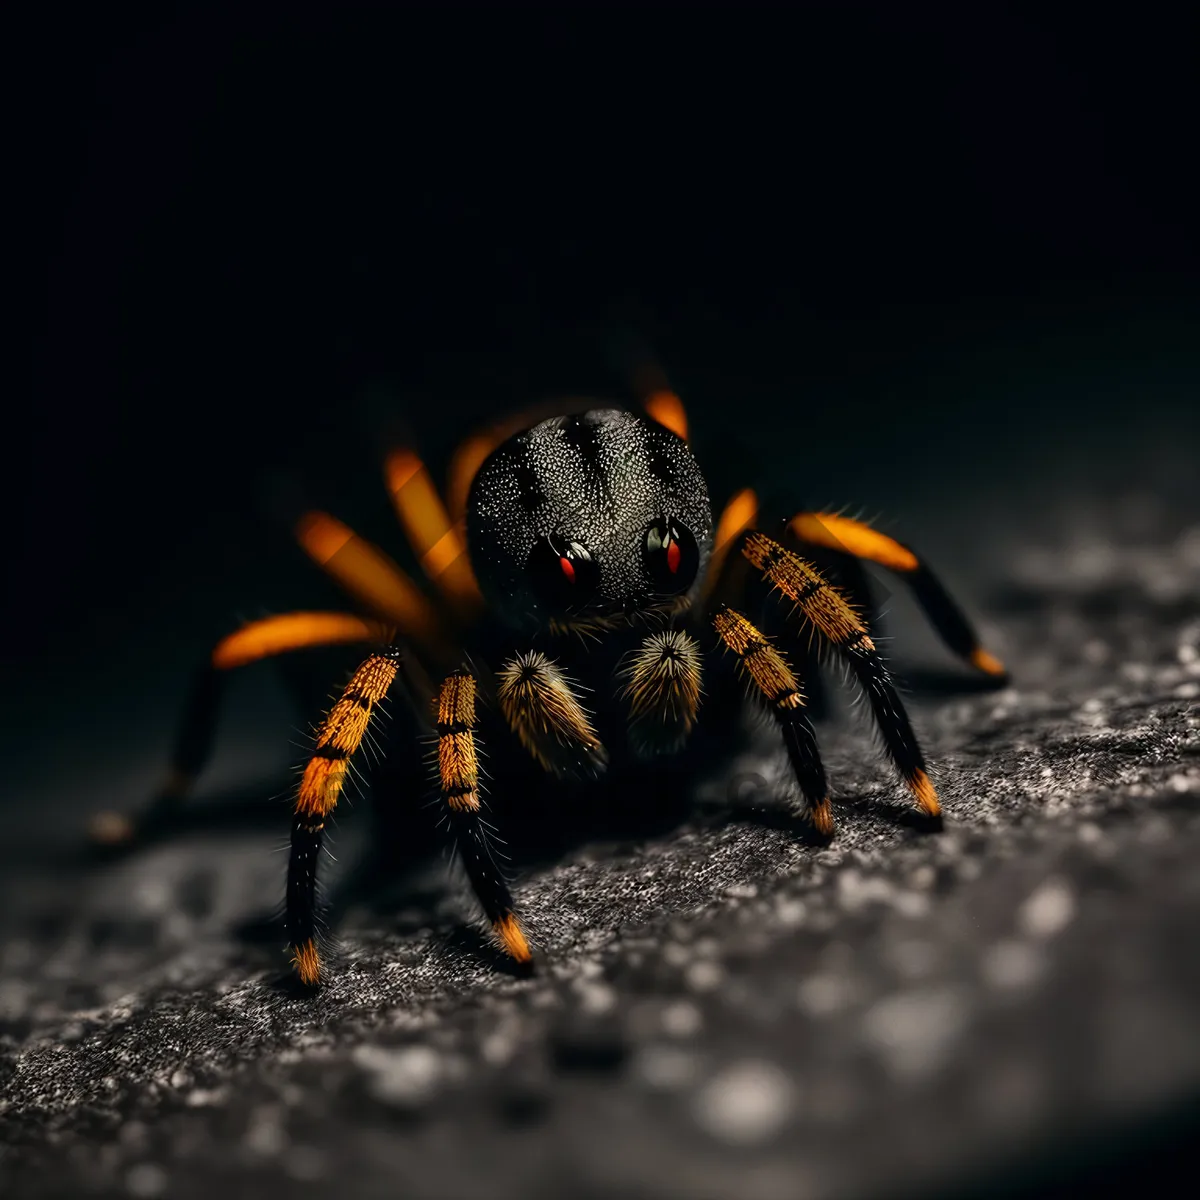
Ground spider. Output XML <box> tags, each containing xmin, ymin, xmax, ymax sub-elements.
<box><xmin>93</xmin><ymin>386</ymin><xmax>1006</xmax><ymax>987</ymax></box>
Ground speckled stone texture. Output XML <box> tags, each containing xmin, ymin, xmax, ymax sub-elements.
<box><xmin>2</xmin><ymin>479</ymin><xmax>1198</xmax><ymax>1200</ymax></box>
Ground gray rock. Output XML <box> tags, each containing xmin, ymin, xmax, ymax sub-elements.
<box><xmin>2</xmin><ymin>482</ymin><xmax>1199</xmax><ymax>1200</ymax></box>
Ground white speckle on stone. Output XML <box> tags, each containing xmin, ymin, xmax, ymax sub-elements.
<box><xmin>126</xmin><ymin>1164</ymin><xmax>167</xmax><ymax>1198</ymax></box>
<box><xmin>837</xmin><ymin>869</ymin><xmax>894</xmax><ymax>912</ymax></box>
<box><xmin>243</xmin><ymin>1107</ymin><xmax>287</xmax><ymax>1157</ymax></box>
<box><xmin>481</xmin><ymin>1028</ymin><xmax>518</xmax><ymax>1066</ymax></box>
<box><xmin>661</xmin><ymin>1000</ymin><xmax>703</xmax><ymax>1038</ymax></box>
<box><xmin>132</xmin><ymin>880</ymin><xmax>171</xmax><ymax>914</ymax></box>
<box><xmin>1168</xmin><ymin>773</ymin><xmax>1194</xmax><ymax>794</ymax></box>
<box><xmin>119</xmin><ymin>1122</ymin><xmax>148</xmax><ymax>1148</ymax></box>
<box><xmin>797</xmin><ymin>973</ymin><xmax>858</xmax><ymax>1018</ymax></box>
<box><xmin>775</xmin><ymin>897</ymin><xmax>807</xmax><ymax>926</ymax></box>
<box><xmin>662</xmin><ymin>942</ymin><xmax>690</xmax><ymax>968</ymax></box>
<box><xmin>725</xmin><ymin>882</ymin><xmax>758</xmax><ymax>900</ymax></box>
<box><xmin>982</xmin><ymin>939</ymin><xmax>1045</xmax><ymax>991</ymax></box>
<box><xmin>575</xmin><ymin>980</ymin><xmax>617</xmax><ymax>1015</ymax></box>
<box><xmin>353</xmin><ymin>1044</ymin><xmax>442</xmax><ymax>1107</ymax></box>
<box><xmin>957</xmin><ymin>857</ymin><xmax>984</xmax><ymax>883</ymax></box>
<box><xmin>692</xmin><ymin>1060</ymin><xmax>796</xmax><ymax>1145</ymax></box>
<box><xmin>635</xmin><ymin>1044</ymin><xmax>701</xmax><ymax>1091</ymax></box>
<box><xmin>862</xmin><ymin>987</ymin><xmax>969</xmax><ymax>1079</ymax></box>
<box><xmin>1178</xmin><ymin>642</ymin><xmax>1198</xmax><ymax>665</ymax></box>
<box><xmin>909</xmin><ymin>864</ymin><xmax>937</xmax><ymax>891</ymax></box>
<box><xmin>1121</xmin><ymin>662</ymin><xmax>1150</xmax><ymax>684</ymax></box>
<box><xmin>892</xmin><ymin>890</ymin><xmax>931</xmax><ymax>920</ymax></box>
<box><xmin>1041</xmin><ymin>766</ymin><xmax>1055</xmax><ymax>779</ymax></box>
<box><xmin>685</xmin><ymin>960</ymin><xmax>725</xmax><ymax>993</ymax></box>
<box><xmin>1018</xmin><ymin>879</ymin><xmax>1076</xmax><ymax>940</ymax></box>
<box><xmin>1173</xmin><ymin>681</ymin><xmax>1200</xmax><ymax>699</ymax></box>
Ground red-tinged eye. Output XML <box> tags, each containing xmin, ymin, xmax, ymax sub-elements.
<box><xmin>644</xmin><ymin>518</ymin><xmax>699</xmax><ymax>595</ymax></box>
<box><xmin>527</xmin><ymin>534</ymin><xmax>600</xmax><ymax>612</ymax></box>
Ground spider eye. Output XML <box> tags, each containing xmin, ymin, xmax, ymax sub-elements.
<box><xmin>643</xmin><ymin>518</ymin><xmax>699</xmax><ymax>594</ymax></box>
<box><xmin>527</xmin><ymin>534</ymin><xmax>600</xmax><ymax>612</ymax></box>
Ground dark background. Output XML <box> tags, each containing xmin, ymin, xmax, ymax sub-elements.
<box><xmin>15</xmin><ymin>5</ymin><xmax>1200</xmax><ymax>677</ymax></box>
<box><xmin>7</xmin><ymin>6</ymin><xmax>1200</xmax><ymax>1198</ymax></box>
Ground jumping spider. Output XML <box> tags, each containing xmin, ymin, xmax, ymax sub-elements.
<box><xmin>94</xmin><ymin>390</ymin><xmax>1006</xmax><ymax>986</ymax></box>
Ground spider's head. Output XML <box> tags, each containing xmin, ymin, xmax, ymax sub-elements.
<box><xmin>466</xmin><ymin>409</ymin><xmax>713</xmax><ymax>634</ymax></box>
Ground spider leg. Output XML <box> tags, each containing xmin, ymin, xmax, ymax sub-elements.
<box><xmin>384</xmin><ymin>449</ymin><xmax>483</xmax><ymax>620</ymax></box>
<box><xmin>741</xmin><ymin>531</ymin><xmax>941</xmax><ymax>820</ymax></box>
<box><xmin>703</xmin><ymin>488</ymin><xmax>759</xmax><ymax>604</ymax></box>
<box><xmin>611</xmin><ymin>334</ymin><xmax>689</xmax><ymax>440</ymax></box>
<box><xmin>712</xmin><ymin>605</ymin><xmax>833</xmax><ymax>837</ymax></box>
<box><xmin>787</xmin><ymin>512</ymin><xmax>1007</xmax><ymax>680</ymax></box>
<box><xmin>642</xmin><ymin>388</ymin><xmax>688</xmax><ymax>440</ymax></box>
<box><xmin>618</xmin><ymin>629</ymin><xmax>704</xmax><ymax>758</ymax></box>
<box><xmin>294</xmin><ymin>510</ymin><xmax>450</xmax><ymax>651</ymax></box>
<box><xmin>288</xmin><ymin>646</ymin><xmax>404</xmax><ymax>986</ymax></box>
<box><xmin>434</xmin><ymin>669</ymin><xmax>531</xmax><ymax>966</ymax></box>
<box><xmin>496</xmin><ymin>651</ymin><xmax>608</xmax><ymax>779</ymax></box>
<box><xmin>89</xmin><ymin>612</ymin><xmax>394</xmax><ymax>848</ymax></box>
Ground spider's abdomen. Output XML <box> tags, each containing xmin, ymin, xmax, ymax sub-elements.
<box><xmin>466</xmin><ymin>409</ymin><xmax>713</xmax><ymax>631</ymax></box>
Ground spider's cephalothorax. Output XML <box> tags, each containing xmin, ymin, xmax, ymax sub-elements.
<box><xmin>467</xmin><ymin>408</ymin><xmax>713</xmax><ymax>634</ymax></box>
<box><xmin>99</xmin><ymin>388</ymin><xmax>1008</xmax><ymax>986</ymax></box>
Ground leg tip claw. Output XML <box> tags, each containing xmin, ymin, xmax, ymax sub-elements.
<box><xmin>909</xmin><ymin>769</ymin><xmax>942</xmax><ymax>819</ymax></box>
<box><xmin>493</xmin><ymin>914</ymin><xmax>534</xmax><ymax>967</ymax></box>
<box><xmin>809</xmin><ymin>797</ymin><xmax>835</xmax><ymax>840</ymax></box>
<box><xmin>290</xmin><ymin>939</ymin><xmax>322</xmax><ymax>988</ymax></box>
<box><xmin>969</xmin><ymin>647</ymin><xmax>1008</xmax><ymax>679</ymax></box>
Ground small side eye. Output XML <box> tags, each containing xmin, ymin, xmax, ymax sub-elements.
<box><xmin>527</xmin><ymin>534</ymin><xmax>601</xmax><ymax>612</ymax></box>
<box><xmin>643</xmin><ymin>518</ymin><xmax>699</xmax><ymax>594</ymax></box>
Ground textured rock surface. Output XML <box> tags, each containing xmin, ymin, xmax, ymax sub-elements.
<box><xmin>2</xmin><ymin>482</ymin><xmax>1199</xmax><ymax>1199</ymax></box>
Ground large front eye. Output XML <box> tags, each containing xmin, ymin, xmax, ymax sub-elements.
<box><xmin>527</xmin><ymin>534</ymin><xmax>601</xmax><ymax>612</ymax></box>
<box><xmin>643</xmin><ymin>518</ymin><xmax>699</xmax><ymax>594</ymax></box>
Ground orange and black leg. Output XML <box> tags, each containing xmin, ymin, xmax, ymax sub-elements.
<box><xmin>741</xmin><ymin>532</ymin><xmax>941</xmax><ymax>822</ymax></box>
<box><xmin>787</xmin><ymin>513</ymin><xmax>1007</xmax><ymax>680</ymax></box>
<box><xmin>90</xmin><ymin>612</ymin><xmax>395</xmax><ymax>848</ymax></box>
<box><xmin>433</xmin><ymin>669</ymin><xmax>532</xmax><ymax>968</ymax></box>
<box><xmin>712</xmin><ymin>605</ymin><xmax>833</xmax><ymax>837</ymax></box>
<box><xmin>288</xmin><ymin>646</ymin><xmax>404</xmax><ymax>986</ymax></box>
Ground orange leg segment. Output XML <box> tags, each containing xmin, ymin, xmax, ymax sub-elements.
<box><xmin>385</xmin><ymin>450</ymin><xmax>483</xmax><ymax>618</ymax></box>
<box><xmin>787</xmin><ymin>513</ymin><xmax>1007</xmax><ymax>679</ymax></box>
<box><xmin>90</xmin><ymin>611</ymin><xmax>394</xmax><ymax>849</ymax></box>
<box><xmin>295</xmin><ymin>511</ymin><xmax>446</xmax><ymax>649</ymax></box>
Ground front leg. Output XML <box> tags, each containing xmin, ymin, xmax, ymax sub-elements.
<box><xmin>288</xmin><ymin>646</ymin><xmax>404</xmax><ymax>986</ymax></box>
<box><xmin>496</xmin><ymin>651</ymin><xmax>608</xmax><ymax>778</ymax></box>
<box><xmin>712</xmin><ymin>606</ymin><xmax>834</xmax><ymax>838</ymax></box>
<box><xmin>434</xmin><ymin>669</ymin><xmax>532</xmax><ymax>966</ymax></box>
<box><xmin>741</xmin><ymin>531</ymin><xmax>940</xmax><ymax>820</ymax></box>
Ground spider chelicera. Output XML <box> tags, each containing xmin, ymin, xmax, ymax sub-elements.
<box><xmin>93</xmin><ymin>389</ymin><xmax>1006</xmax><ymax>986</ymax></box>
